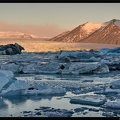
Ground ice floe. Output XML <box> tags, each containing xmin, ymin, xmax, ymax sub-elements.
<box><xmin>70</xmin><ymin>94</ymin><xmax>107</xmax><ymax>106</ymax></box>
<box><xmin>110</xmin><ymin>80</ymin><xmax>120</xmax><ymax>89</ymax></box>
<box><xmin>103</xmin><ymin>99</ymin><xmax>120</xmax><ymax>109</ymax></box>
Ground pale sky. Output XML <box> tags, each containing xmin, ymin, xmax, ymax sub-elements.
<box><xmin>0</xmin><ymin>3</ymin><xmax>120</xmax><ymax>37</ymax></box>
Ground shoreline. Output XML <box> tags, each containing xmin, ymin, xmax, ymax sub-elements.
<box><xmin>0</xmin><ymin>39</ymin><xmax>120</xmax><ymax>52</ymax></box>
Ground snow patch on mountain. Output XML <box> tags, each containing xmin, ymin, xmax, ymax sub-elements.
<box><xmin>83</xmin><ymin>22</ymin><xmax>103</xmax><ymax>35</ymax></box>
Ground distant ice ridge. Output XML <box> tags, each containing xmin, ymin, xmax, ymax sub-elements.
<box><xmin>1</xmin><ymin>47</ymin><xmax>120</xmax><ymax>75</ymax></box>
<box><xmin>0</xmin><ymin>31</ymin><xmax>40</xmax><ymax>39</ymax></box>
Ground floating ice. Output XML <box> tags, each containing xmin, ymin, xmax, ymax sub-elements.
<box><xmin>42</xmin><ymin>108</ymin><xmax>73</xmax><ymax>117</ymax></box>
<box><xmin>110</xmin><ymin>80</ymin><xmax>120</xmax><ymax>89</ymax></box>
<box><xmin>94</xmin><ymin>88</ymin><xmax>120</xmax><ymax>95</ymax></box>
<box><xmin>22</xmin><ymin>62</ymin><xmax>62</xmax><ymax>74</ymax></box>
<box><xmin>23</xmin><ymin>87</ymin><xmax>66</xmax><ymax>96</ymax></box>
<box><xmin>67</xmin><ymin>62</ymin><xmax>109</xmax><ymax>74</ymax></box>
<box><xmin>70</xmin><ymin>94</ymin><xmax>107</xmax><ymax>106</ymax></box>
<box><xmin>98</xmin><ymin>48</ymin><xmax>110</xmax><ymax>55</ymax></box>
<box><xmin>0</xmin><ymin>77</ymin><xmax>10</xmax><ymax>92</ymax></box>
<box><xmin>103</xmin><ymin>99</ymin><xmax>120</xmax><ymax>109</ymax></box>
<box><xmin>1</xmin><ymin>63</ymin><xmax>20</xmax><ymax>73</ymax></box>
<box><xmin>0</xmin><ymin>70</ymin><xmax>14</xmax><ymax>78</ymax></box>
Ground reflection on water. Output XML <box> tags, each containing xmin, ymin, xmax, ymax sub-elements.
<box><xmin>1</xmin><ymin>71</ymin><xmax>120</xmax><ymax>117</ymax></box>
<box><xmin>0</xmin><ymin>92</ymin><xmax>104</xmax><ymax>117</ymax></box>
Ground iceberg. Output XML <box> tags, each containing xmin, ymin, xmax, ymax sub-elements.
<box><xmin>70</xmin><ymin>94</ymin><xmax>107</xmax><ymax>106</ymax></box>
<box><xmin>66</xmin><ymin>62</ymin><xmax>109</xmax><ymax>74</ymax></box>
<box><xmin>0</xmin><ymin>70</ymin><xmax>14</xmax><ymax>78</ymax></box>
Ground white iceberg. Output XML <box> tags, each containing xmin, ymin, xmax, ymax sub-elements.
<box><xmin>22</xmin><ymin>62</ymin><xmax>62</xmax><ymax>74</ymax></box>
<box><xmin>64</xmin><ymin>62</ymin><xmax>109</xmax><ymax>74</ymax></box>
<box><xmin>0</xmin><ymin>73</ymin><xmax>66</xmax><ymax>96</ymax></box>
<box><xmin>0</xmin><ymin>70</ymin><xmax>14</xmax><ymax>78</ymax></box>
<box><xmin>70</xmin><ymin>94</ymin><xmax>107</xmax><ymax>106</ymax></box>
<box><xmin>1</xmin><ymin>63</ymin><xmax>20</xmax><ymax>73</ymax></box>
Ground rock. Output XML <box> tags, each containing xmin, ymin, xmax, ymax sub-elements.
<box><xmin>70</xmin><ymin>94</ymin><xmax>107</xmax><ymax>106</ymax></box>
<box><xmin>6</xmin><ymin>48</ymin><xmax>14</xmax><ymax>55</ymax></box>
<box><xmin>0</xmin><ymin>43</ymin><xmax>24</xmax><ymax>55</ymax></box>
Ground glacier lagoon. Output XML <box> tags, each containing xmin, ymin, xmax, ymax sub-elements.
<box><xmin>0</xmin><ymin>71</ymin><xmax>119</xmax><ymax>117</ymax></box>
<box><xmin>0</xmin><ymin>72</ymin><xmax>119</xmax><ymax>117</ymax></box>
<box><xmin>0</xmin><ymin>47</ymin><xmax>120</xmax><ymax>117</ymax></box>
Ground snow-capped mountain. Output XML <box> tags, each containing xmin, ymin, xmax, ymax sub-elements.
<box><xmin>50</xmin><ymin>30</ymin><xmax>71</xmax><ymax>42</ymax></box>
<box><xmin>50</xmin><ymin>19</ymin><xmax>120</xmax><ymax>44</ymax></box>
<box><xmin>0</xmin><ymin>31</ymin><xmax>40</xmax><ymax>39</ymax></box>
<box><xmin>50</xmin><ymin>22</ymin><xmax>103</xmax><ymax>42</ymax></box>
<box><xmin>80</xmin><ymin>22</ymin><xmax>120</xmax><ymax>44</ymax></box>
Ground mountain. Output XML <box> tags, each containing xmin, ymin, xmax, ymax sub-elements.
<box><xmin>49</xmin><ymin>19</ymin><xmax>120</xmax><ymax>44</ymax></box>
<box><xmin>50</xmin><ymin>30</ymin><xmax>71</xmax><ymax>42</ymax></box>
<box><xmin>50</xmin><ymin>22</ymin><xmax>103</xmax><ymax>42</ymax></box>
<box><xmin>80</xmin><ymin>22</ymin><xmax>120</xmax><ymax>44</ymax></box>
<box><xmin>0</xmin><ymin>31</ymin><xmax>40</xmax><ymax>39</ymax></box>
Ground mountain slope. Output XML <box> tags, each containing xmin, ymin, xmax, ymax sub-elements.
<box><xmin>80</xmin><ymin>22</ymin><xmax>120</xmax><ymax>44</ymax></box>
<box><xmin>50</xmin><ymin>30</ymin><xmax>71</xmax><ymax>42</ymax></box>
<box><xmin>49</xmin><ymin>22</ymin><xmax>103</xmax><ymax>42</ymax></box>
<box><xmin>50</xmin><ymin>19</ymin><xmax>120</xmax><ymax>44</ymax></box>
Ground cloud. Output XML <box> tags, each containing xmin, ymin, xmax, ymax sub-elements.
<box><xmin>0</xmin><ymin>20</ymin><xmax>65</xmax><ymax>38</ymax></box>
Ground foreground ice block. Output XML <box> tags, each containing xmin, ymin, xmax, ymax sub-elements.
<box><xmin>70</xmin><ymin>94</ymin><xmax>107</xmax><ymax>106</ymax></box>
<box><xmin>0</xmin><ymin>70</ymin><xmax>14</xmax><ymax>78</ymax></box>
<box><xmin>0</xmin><ymin>70</ymin><xmax>16</xmax><ymax>92</ymax></box>
<box><xmin>0</xmin><ymin>70</ymin><xmax>66</xmax><ymax>96</ymax></box>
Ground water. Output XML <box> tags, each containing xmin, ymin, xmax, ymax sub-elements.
<box><xmin>0</xmin><ymin>71</ymin><xmax>120</xmax><ymax>117</ymax></box>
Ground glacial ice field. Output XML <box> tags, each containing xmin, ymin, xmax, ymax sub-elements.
<box><xmin>0</xmin><ymin>47</ymin><xmax>120</xmax><ymax>117</ymax></box>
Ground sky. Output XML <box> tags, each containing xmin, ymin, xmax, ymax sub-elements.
<box><xmin>0</xmin><ymin>3</ymin><xmax>120</xmax><ymax>37</ymax></box>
